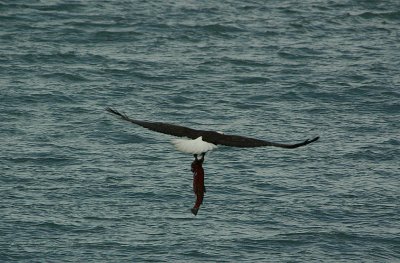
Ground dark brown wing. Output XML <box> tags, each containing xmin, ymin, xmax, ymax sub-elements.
<box><xmin>203</xmin><ymin>132</ymin><xmax>320</xmax><ymax>149</ymax></box>
<box><xmin>106</xmin><ymin>107</ymin><xmax>202</xmax><ymax>139</ymax></box>
<box><xmin>106</xmin><ymin>107</ymin><xmax>319</xmax><ymax>149</ymax></box>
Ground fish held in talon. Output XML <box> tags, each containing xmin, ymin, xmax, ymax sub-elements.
<box><xmin>191</xmin><ymin>153</ymin><xmax>206</xmax><ymax>216</ymax></box>
<box><xmin>106</xmin><ymin>107</ymin><xmax>320</xmax><ymax>214</ymax></box>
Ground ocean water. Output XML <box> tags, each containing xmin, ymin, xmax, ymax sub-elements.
<box><xmin>1</xmin><ymin>0</ymin><xmax>399</xmax><ymax>262</ymax></box>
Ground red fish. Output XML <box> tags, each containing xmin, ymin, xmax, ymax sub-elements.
<box><xmin>191</xmin><ymin>153</ymin><xmax>206</xmax><ymax>215</ymax></box>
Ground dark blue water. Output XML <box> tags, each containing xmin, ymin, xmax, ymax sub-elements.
<box><xmin>1</xmin><ymin>1</ymin><xmax>399</xmax><ymax>262</ymax></box>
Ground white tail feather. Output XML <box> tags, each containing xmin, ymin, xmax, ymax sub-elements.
<box><xmin>172</xmin><ymin>136</ymin><xmax>217</xmax><ymax>154</ymax></box>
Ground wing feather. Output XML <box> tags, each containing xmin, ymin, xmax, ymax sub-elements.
<box><xmin>106</xmin><ymin>107</ymin><xmax>201</xmax><ymax>139</ymax></box>
<box><xmin>207</xmin><ymin>133</ymin><xmax>320</xmax><ymax>148</ymax></box>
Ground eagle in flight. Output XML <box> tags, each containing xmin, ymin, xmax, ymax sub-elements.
<box><xmin>106</xmin><ymin>107</ymin><xmax>319</xmax><ymax>215</ymax></box>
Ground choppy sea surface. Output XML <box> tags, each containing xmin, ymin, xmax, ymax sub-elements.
<box><xmin>1</xmin><ymin>1</ymin><xmax>399</xmax><ymax>262</ymax></box>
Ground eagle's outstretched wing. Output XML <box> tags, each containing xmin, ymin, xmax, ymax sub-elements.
<box><xmin>106</xmin><ymin>107</ymin><xmax>319</xmax><ymax>149</ymax></box>
<box><xmin>204</xmin><ymin>132</ymin><xmax>319</xmax><ymax>148</ymax></box>
<box><xmin>106</xmin><ymin>107</ymin><xmax>202</xmax><ymax>139</ymax></box>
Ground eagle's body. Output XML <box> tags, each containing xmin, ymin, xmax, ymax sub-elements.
<box><xmin>172</xmin><ymin>136</ymin><xmax>218</xmax><ymax>154</ymax></box>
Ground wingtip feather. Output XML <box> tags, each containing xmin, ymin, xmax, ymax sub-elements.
<box><xmin>105</xmin><ymin>107</ymin><xmax>120</xmax><ymax>116</ymax></box>
<box><xmin>106</xmin><ymin>107</ymin><xmax>131</xmax><ymax>122</ymax></box>
<box><xmin>309</xmin><ymin>136</ymin><xmax>320</xmax><ymax>143</ymax></box>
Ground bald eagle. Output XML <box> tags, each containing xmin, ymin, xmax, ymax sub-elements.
<box><xmin>106</xmin><ymin>107</ymin><xmax>319</xmax><ymax>153</ymax></box>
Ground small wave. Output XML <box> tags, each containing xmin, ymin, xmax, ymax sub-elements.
<box><xmin>357</xmin><ymin>11</ymin><xmax>400</xmax><ymax>20</ymax></box>
<box><xmin>278</xmin><ymin>47</ymin><xmax>325</xmax><ymax>60</ymax></box>
<box><xmin>201</xmin><ymin>23</ymin><xmax>243</xmax><ymax>33</ymax></box>
<box><xmin>92</xmin><ymin>30</ymin><xmax>141</xmax><ymax>42</ymax></box>
<box><xmin>41</xmin><ymin>72</ymin><xmax>88</xmax><ymax>82</ymax></box>
<box><xmin>109</xmin><ymin>133</ymin><xmax>148</xmax><ymax>145</ymax></box>
<box><xmin>37</xmin><ymin>3</ymin><xmax>85</xmax><ymax>12</ymax></box>
<box><xmin>20</xmin><ymin>51</ymin><xmax>80</xmax><ymax>63</ymax></box>
<box><xmin>382</xmin><ymin>138</ymin><xmax>400</xmax><ymax>146</ymax></box>
<box><xmin>222</xmin><ymin>57</ymin><xmax>273</xmax><ymax>67</ymax></box>
<box><xmin>5</xmin><ymin>156</ymin><xmax>75</xmax><ymax>165</ymax></box>
<box><xmin>233</xmin><ymin>76</ymin><xmax>271</xmax><ymax>84</ymax></box>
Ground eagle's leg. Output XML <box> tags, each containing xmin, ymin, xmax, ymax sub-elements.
<box><xmin>200</xmin><ymin>152</ymin><xmax>206</xmax><ymax>160</ymax></box>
